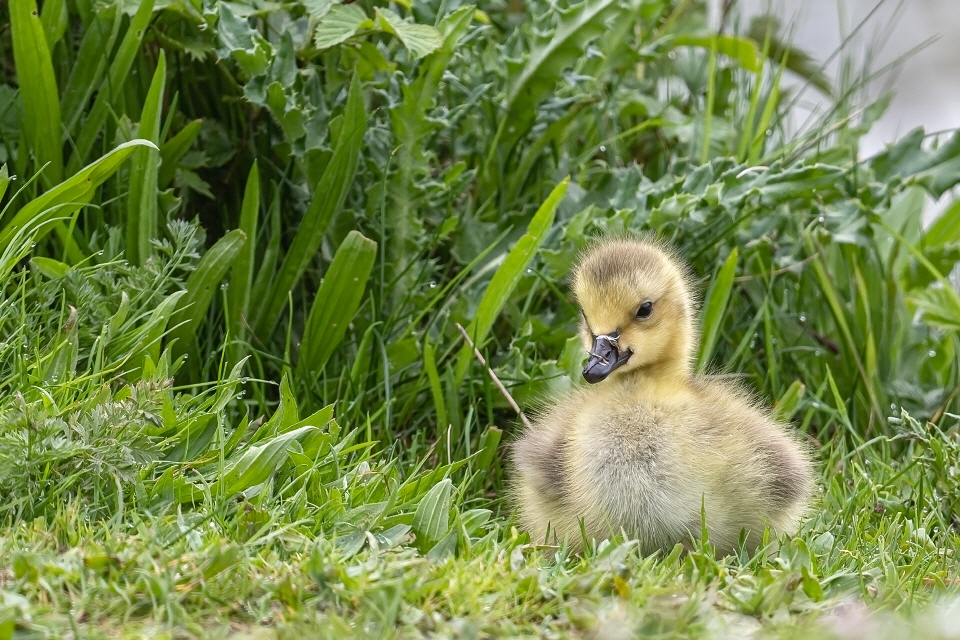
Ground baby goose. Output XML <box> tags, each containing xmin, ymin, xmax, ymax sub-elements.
<box><xmin>511</xmin><ymin>237</ymin><xmax>814</xmax><ymax>555</ymax></box>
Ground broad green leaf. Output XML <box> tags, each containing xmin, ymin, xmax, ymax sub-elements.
<box><xmin>227</xmin><ymin>162</ymin><xmax>260</xmax><ymax>367</ymax></box>
<box><xmin>216</xmin><ymin>2</ymin><xmax>272</xmax><ymax>77</ymax></box>
<box><xmin>375</xmin><ymin>8</ymin><xmax>443</xmax><ymax>60</ymax></box>
<box><xmin>922</xmin><ymin>197</ymin><xmax>960</xmax><ymax>250</ymax></box>
<box><xmin>412</xmin><ymin>478</ymin><xmax>453</xmax><ymax>551</ymax></box>
<box><xmin>10</xmin><ymin>0</ymin><xmax>63</xmax><ymax>188</ymax></box>
<box><xmin>670</xmin><ymin>34</ymin><xmax>760</xmax><ymax>72</ymax></box>
<box><xmin>425</xmin><ymin>528</ymin><xmax>458</xmax><ymax>560</ymax></box>
<box><xmin>304</xmin><ymin>0</ymin><xmax>334</xmax><ymax>20</ymax></box>
<box><xmin>314</xmin><ymin>5</ymin><xmax>372</xmax><ymax>50</ymax></box>
<box><xmin>69</xmin><ymin>0</ymin><xmax>155</xmax><ymax>172</ymax></box>
<box><xmin>872</xmin><ymin>128</ymin><xmax>960</xmax><ymax>198</ymax></box>
<box><xmin>298</xmin><ymin>231</ymin><xmax>377</xmax><ymax>377</ymax></box>
<box><xmin>30</xmin><ymin>256</ymin><xmax>70</xmax><ymax>279</ymax></box>
<box><xmin>475</xmin><ymin>426</ymin><xmax>502</xmax><ymax>474</ymax></box>
<box><xmin>455</xmin><ymin>178</ymin><xmax>568</xmax><ymax>383</ymax></box>
<box><xmin>696</xmin><ymin>247</ymin><xmax>738</xmax><ymax>372</ymax></box>
<box><xmin>169</xmin><ymin>229</ymin><xmax>247</xmax><ymax>361</ymax></box>
<box><xmin>126</xmin><ymin>49</ymin><xmax>166</xmax><ymax>266</ymax></box>
<box><xmin>209</xmin><ymin>426</ymin><xmax>318</xmax><ymax>498</ymax></box>
<box><xmin>460</xmin><ymin>508</ymin><xmax>493</xmax><ymax>537</ymax></box>
<box><xmin>254</xmin><ymin>72</ymin><xmax>366</xmax><ymax>338</ymax></box>
<box><xmin>0</xmin><ymin>140</ymin><xmax>154</xmax><ymax>252</ymax></box>
<box><xmin>801</xmin><ymin>566</ymin><xmax>825</xmax><ymax>602</ymax></box>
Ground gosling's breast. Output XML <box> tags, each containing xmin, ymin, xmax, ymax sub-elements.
<box><xmin>568</xmin><ymin>404</ymin><xmax>694</xmax><ymax>537</ymax></box>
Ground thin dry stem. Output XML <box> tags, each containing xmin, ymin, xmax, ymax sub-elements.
<box><xmin>455</xmin><ymin>323</ymin><xmax>532</xmax><ymax>430</ymax></box>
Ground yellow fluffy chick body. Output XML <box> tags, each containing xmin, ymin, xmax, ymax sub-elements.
<box><xmin>511</xmin><ymin>238</ymin><xmax>814</xmax><ymax>554</ymax></box>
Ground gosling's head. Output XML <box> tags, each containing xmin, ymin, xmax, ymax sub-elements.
<box><xmin>572</xmin><ymin>237</ymin><xmax>698</xmax><ymax>384</ymax></box>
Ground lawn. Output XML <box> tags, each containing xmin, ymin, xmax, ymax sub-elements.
<box><xmin>1</xmin><ymin>0</ymin><xmax>959</xmax><ymax>637</ymax></box>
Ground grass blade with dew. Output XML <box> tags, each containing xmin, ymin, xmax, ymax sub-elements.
<box><xmin>298</xmin><ymin>230</ymin><xmax>378</xmax><ymax>380</ymax></box>
<box><xmin>126</xmin><ymin>50</ymin><xmax>166</xmax><ymax>266</ymax></box>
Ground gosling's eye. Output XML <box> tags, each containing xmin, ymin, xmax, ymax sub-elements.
<box><xmin>636</xmin><ymin>301</ymin><xmax>653</xmax><ymax>319</ymax></box>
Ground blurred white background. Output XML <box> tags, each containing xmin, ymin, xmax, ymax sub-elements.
<box><xmin>716</xmin><ymin>0</ymin><xmax>960</xmax><ymax>157</ymax></box>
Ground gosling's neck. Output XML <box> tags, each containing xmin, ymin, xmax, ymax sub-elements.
<box><xmin>614</xmin><ymin>331</ymin><xmax>696</xmax><ymax>394</ymax></box>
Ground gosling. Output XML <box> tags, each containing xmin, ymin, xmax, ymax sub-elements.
<box><xmin>510</xmin><ymin>237</ymin><xmax>814</xmax><ymax>555</ymax></box>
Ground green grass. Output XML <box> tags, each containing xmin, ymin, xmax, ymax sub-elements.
<box><xmin>1</xmin><ymin>0</ymin><xmax>960</xmax><ymax>636</ymax></box>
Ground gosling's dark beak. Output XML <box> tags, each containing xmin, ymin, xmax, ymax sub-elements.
<box><xmin>582</xmin><ymin>332</ymin><xmax>632</xmax><ymax>384</ymax></box>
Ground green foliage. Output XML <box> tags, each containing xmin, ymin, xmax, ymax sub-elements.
<box><xmin>0</xmin><ymin>0</ymin><xmax>959</xmax><ymax>634</ymax></box>
<box><xmin>9</xmin><ymin>0</ymin><xmax>62</xmax><ymax>188</ymax></box>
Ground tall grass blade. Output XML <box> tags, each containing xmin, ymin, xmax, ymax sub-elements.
<box><xmin>697</xmin><ymin>247</ymin><xmax>738</xmax><ymax>372</ymax></box>
<box><xmin>454</xmin><ymin>178</ymin><xmax>567</xmax><ymax>383</ymax></box>
<box><xmin>10</xmin><ymin>0</ymin><xmax>63</xmax><ymax>188</ymax></box>
<box><xmin>253</xmin><ymin>72</ymin><xmax>366</xmax><ymax>339</ymax></box>
<box><xmin>60</xmin><ymin>4</ymin><xmax>121</xmax><ymax>134</ymax></box>
<box><xmin>39</xmin><ymin>0</ymin><xmax>67</xmax><ymax>50</ymax></box>
<box><xmin>68</xmin><ymin>0</ymin><xmax>155</xmax><ymax>173</ymax></box>
<box><xmin>227</xmin><ymin>162</ymin><xmax>260</xmax><ymax>366</ymax></box>
<box><xmin>126</xmin><ymin>50</ymin><xmax>166</xmax><ymax>266</ymax></box>
<box><xmin>0</xmin><ymin>165</ymin><xmax>9</xmax><ymax>204</ymax></box>
<box><xmin>298</xmin><ymin>230</ymin><xmax>378</xmax><ymax>378</ymax></box>
<box><xmin>158</xmin><ymin>119</ymin><xmax>202</xmax><ymax>189</ymax></box>
<box><xmin>250</xmin><ymin>190</ymin><xmax>281</xmax><ymax>319</ymax></box>
<box><xmin>774</xmin><ymin>380</ymin><xmax>806</xmax><ymax>422</ymax></box>
<box><xmin>169</xmin><ymin>228</ymin><xmax>248</xmax><ymax>361</ymax></box>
